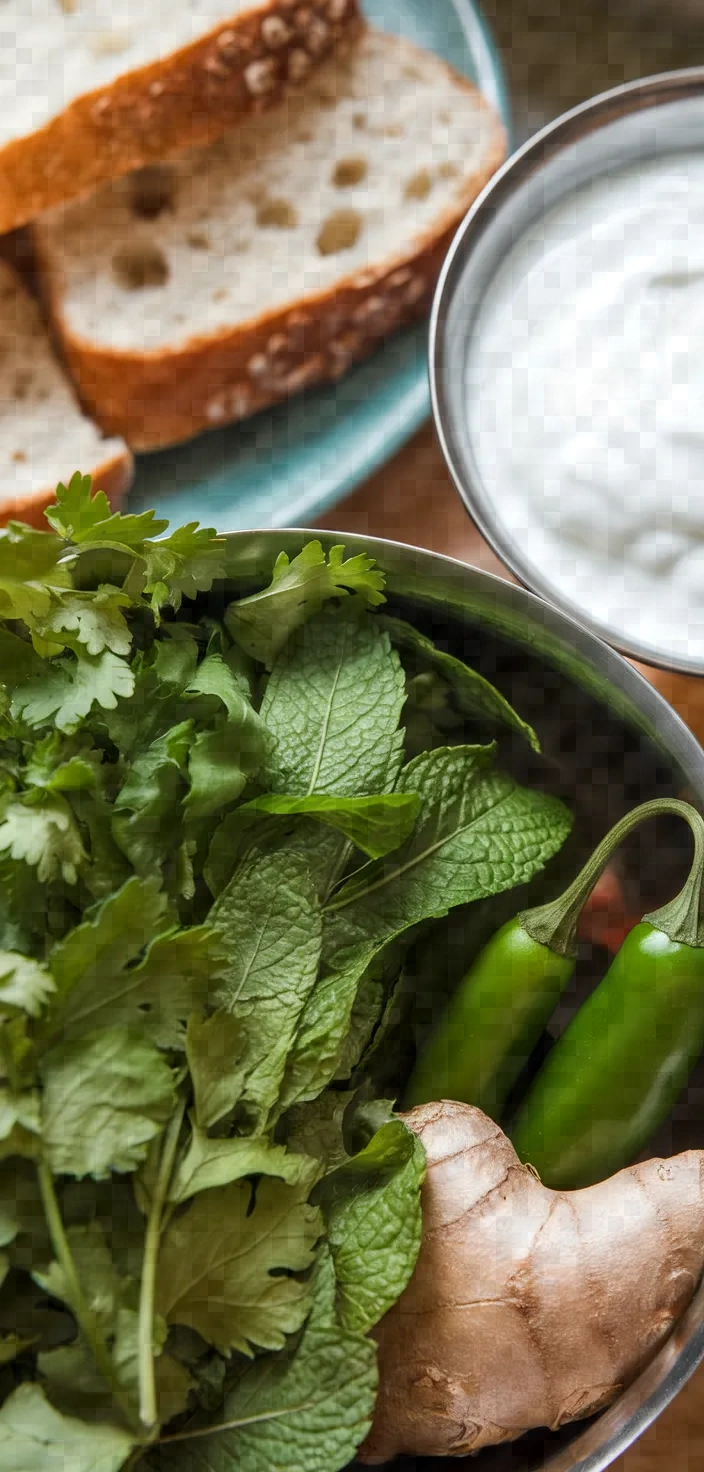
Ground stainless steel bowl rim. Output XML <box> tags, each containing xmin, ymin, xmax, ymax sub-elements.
<box><xmin>429</xmin><ymin>66</ymin><xmax>704</xmax><ymax>678</ymax></box>
<box><xmin>220</xmin><ymin>527</ymin><xmax>704</xmax><ymax>1470</ymax></box>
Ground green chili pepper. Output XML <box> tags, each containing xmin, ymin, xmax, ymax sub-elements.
<box><xmin>512</xmin><ymin>800</ymin><xmax>704</xmax><ymax>1189</ymax></box>
<box><xmin>405</xmin><ymin>798</ymin><xmax>695</xmax><ymax>1119</ymax></box>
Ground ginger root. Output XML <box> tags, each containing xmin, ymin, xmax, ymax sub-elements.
<box><xmin>360</xmin><ymin>1101</ymin><xmax>704</xmax><ymax>1461</ymax></box>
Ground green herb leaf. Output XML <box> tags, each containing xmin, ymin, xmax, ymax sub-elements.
<box><xmin>0</xmin><ymin>524</ymin><xmax>70</xmax><ymax>626</ymax></box>
<box><xmin>14</xmin><ymin>650</ymin><xmax>135</xmax><ymax>733</ymax></box>
<box><xmin>156</xmin><ymin>1175</ymin><xmax>321</xmax><ymax>1356</ymax></box>
<box><xmin>185</xmin><ymin>1011</ymin><xmax>244</xmax><ymax>1131</ymax></box>
<box><xmin>260</xmin><ymin>606</ymin><xmax>405</xmax><ymax>798</ymax></box>
<box><xmin>0</xmin><ymin>795</ymin><xmax>87</xmax><ymax>884</ymax></box>
<box><xmin>324</xmin><ymin>745</ymin><xmax>572</xmax><ymax>956</ymax></box>
<box><xmin>168</xmin><ymin>1125</ymin><xmax>319</xmax><ymax>1206</ymax></box>
<box><xmin>382</xmin><ymin>614</ymin><xmax>540</xmax><ymax>752</ymax></box>
<box><xmin>56</xmin><ymin>924</ymin><xmax>227</xmax><ymax>1048</ymax></box>
<box><xmin>208</xmin><ymin>852</ymin><xmax>323</xmax><ymax>1129</ymax></box>
<box><xmin>112</xmin><ymin>722</ymin><xmax>193</xmax><ymax>876</ymax></box>
<box><xmin>319</xmin><ymin>1117</ymin><xmax>425</xmax><ymax>1333</ymax></box>
<box><xmin>0</xmin><ymin>952</ymin><xmax>54</xmax><ymax>1017</ymax></box>
<box><xmin>284</xmin><ymin>1092</ymin><xmax>355</xmax><ymax>1174</ymax></box>
<box><xmin>225</xmin><ymin>542</ymin><xmax>386</xmax><ymax>669</ymax></box>
<box><xmin>153</xmin><ymin>1248</ymin><xmax>377</xmax><ymax>1472</ymax></box>
<box><xmin>40</xmin><ymin>1027</ymin><xmax>175</xmax><ymax>1178</ymax></box>
<box><xmin>0</xmin><ymin>1382</ymin><xmax>135</xmax><ymax>1471</ymax></box>
<box><xmin>48</xmin><ymin>875</ymin><xmax>169</xmax><ymax>1006</ymax></box>
<box><xmin>39</xmin><ymin>587</ymin><xmax>133</xmax><ymax>659</ymax></box>
<box><xmin>213</xmin><ymin>791</ymin><xmax>421</xmax><ymax>866</ymax></box>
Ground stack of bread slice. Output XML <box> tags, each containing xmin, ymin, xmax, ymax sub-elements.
<box><xmin>1</xmin><ymin>0</ymin><xmax>506</xmax><ymax>520</ymax></box>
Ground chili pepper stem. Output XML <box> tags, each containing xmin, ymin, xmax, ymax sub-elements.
<box><xmin>519</xmin><ymin>798</ymin><xmax>704</xmax><ymax>956</ymax></box>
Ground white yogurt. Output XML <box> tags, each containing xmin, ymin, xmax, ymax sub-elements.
<box><xmin>466</xmin><ymin>152</ymin><xmax>704</xmax><ymax>664</ymax></box>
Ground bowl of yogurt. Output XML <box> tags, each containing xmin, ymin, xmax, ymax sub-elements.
<box><xmin>430</xmin><ymin>67</ymin><xmax>704</xmax><ymax>674</ymax></box>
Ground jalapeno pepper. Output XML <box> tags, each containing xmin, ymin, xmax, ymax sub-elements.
<box><xmin>512</xmin><ymin>801</ymin><xmax>704</xmax><ymax>1189</ymax></box>
<box><xmin>405</xmin><ymin>798</ymin><xmax>696</xmax><ymax>1119</ymax></box>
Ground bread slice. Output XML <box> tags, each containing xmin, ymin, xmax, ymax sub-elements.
<box><xmin>0</xmin><ymin>0</ymin><xmax>362</xmax><ymax>234</ymax></box>
<box><xmin>0</xmin><ymin>263</ymin><xmax>132</xmax><ymax>527</ymax></box>
<box><xmin>34</xmin><ymin>29</ymin><xmax>506</xmax><ymax>452</ymax></box>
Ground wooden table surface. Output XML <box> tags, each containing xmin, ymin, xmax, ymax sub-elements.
<box><xmin>318</xmin><ymin>420</ymin><xmax>704</xmax><ymax>1471</ymax></box>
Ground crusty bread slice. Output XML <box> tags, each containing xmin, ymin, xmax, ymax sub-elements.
<box><xmin>34</xmin><ymin>29</ymin><xmax>506</xmax><ymax>452</ymax></box>
<box><xmin>0</xmin><ymin>0</ymin><xmax>362</xmax><ymax>234</ymax></box>
<box><xmin>0</xmin><ymin>262</ymin><xmax>132</xmax><ymax>527</ymax></box>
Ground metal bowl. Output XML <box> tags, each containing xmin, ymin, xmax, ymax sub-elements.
<box><xmin>429</xmin><ymin>67</ymin><xmax>704</xmax><ymax>677</ymax></box>
<box><xmin>221</xmin><ymin>528</ymin><xmax>704</xmax><ymax>1470</ymax></box>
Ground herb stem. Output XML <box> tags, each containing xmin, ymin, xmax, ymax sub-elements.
<box><xmin>157</xmin><ymin>1399</ymin><xmax>316</xmax><ymax>1445</ymax></box>
<box><xmin>138</xmin><ymin>1098</ymin><xmax>186</xmax><ymax>1434</ymax></box>
<box><xmin>37</xmin><ymin>1157</ymin><xmax>139</xmax><ymax>1432</ymax></box>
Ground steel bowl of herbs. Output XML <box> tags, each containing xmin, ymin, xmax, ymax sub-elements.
<box><xmin>1</xmin><ymin>476</ymin><xmax>704</xmax><ymax>1472</ymax></box>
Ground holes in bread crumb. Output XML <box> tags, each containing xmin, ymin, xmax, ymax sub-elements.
<box><xmin>130</xmin><ymin>165</ymin><xmax>177</xmax><ymax>220</ymax></box>
<box><xmin>213</xmin><ymin>288</ymin><xmax>229</xmax><ymax>302</ymax></box>
<box><xmin>352</xmin><ymin>111</ymin><xmax>366</xmax><ymax>130</ymax></box>
<box><xmin>439</xmin><ymin>161</ymin><xmax>460</xmax><ymax>179</ymax></box>
<box><xmin>404</xmin><ymin>169</ymin><xmax>433</xmax><ymax>201</ymax></box>
<box><xmin>112</xmin><ymin>244</ymin><xmax>169</xmax><ymax>291</ymax></box>
<box><xmin>333</xmin><ymin>157</ymin><xmax>368</xmax><ymax>188</ymax></box>
<box><xmin>316</xmin><ymin>208</ymin><xmax>363</xmax><ymax>256</ymax></box>
<box><xmin>187</xmin><ymin>231</ymin><xmax>211</xmax><ymax>250</ymax></box>
<box><xmin>11</xmin><ymin>450</ymin><xmax>26</xmax><ymax>463</ymax></box>
<box><xmin>256</xmin><ymin>198</ymin><xmax>298</xmax><ymax>229</ymax></box>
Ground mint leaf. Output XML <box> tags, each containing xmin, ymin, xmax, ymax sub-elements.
<box><xmin>278</xmin><ymin>951</ymin><xmax>374</xmax><ymax>1112</ymax></box>
<box><xmin>260</xmin><ymin>606</ymin><xmax>405</xmax><ymax>797</ymax></box>
<box><xmin>0</xmin><ymin>1382</ymin><xmax>135</xmax><ymax>1471</ymax></box>
<box><xmin>183</xmin><ymin>653</ymin><xmax>272</xmax><ymax>819</ymax></box>
<box><xmin>212</xmin><ymin>791</ymin><xmax>421</xmax><ymax>869</ymax></box>
<box><xmin>284</xmin><ymin>1092</ymin><xmax>354</xmax><ymax>1174</ymax></box>
<box><xmin>56</xmin><ymin>924</ymin><xmax>227</xmax><ymax>1048</ymax></box>
<box><xmin>153</xmin><ymin>1249</ymin><xmax>377</xmax><ymax>1472</ymax></box>
<box><xmin>168</xmin><ymin>1126</ymin><xmax>319</xmax><ymax>1206</ymax></box>
<box><xmin>324</xmin><ymin>745</ymin><xmax>573</xmax><ymax>957</ymax></box>
<box><xmin>185</xmin><ymin>1010</ymin><xmax>244</xmax><ymax>1131</ymax></box>
<box><xmin>208</xmin><ymin>852</ymin><xmax>323</xmax><ymax>1129</ymax></box>
<box><xmin>382</xmin><ymin>614</ymin><xmax>540</xmax><ymax>752</ymax></box>
<box><xmin>40</xmin><ymin>1027</ymin><xmax>175</xmax><ymax>1177</ymax></box>
<box><xmin>225</xmin><ymin>542</ymin><xmax>386</xmax><ymax>668</ymax></box>
<box><xmin>320</xmin><ymin>1117</ymin><xmax>425</xmax><ymax>1333</ymax></box>
<box><xmin>0</xmin><ymin>795</ymin><xmax>87</xmax><ymax>884</ymax></box>
<box><xmin>156</xmin><ymin>1175</ymin><xmax>321</xmax><ymax>1355</ymax></box>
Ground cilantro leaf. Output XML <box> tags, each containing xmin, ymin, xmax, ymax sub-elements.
<box><xmin>0</xmin><ymin>524</ymin><xmax>70</xmax><ymax>627</ymax></box>
<box><xmin>0</xmin><ymin>795</ymin><xmax>87</xmax><ymax>884</ymax></box>
<box><xmin>40</xmin><ymin>587</ymin><xmax>133</xmax><ymax>658</ymax></box>
<box><xmin>153</xmin><ymin>1248</ymin><xmax>377</xmax><ymax>1472</ymax></box>
<box><xmin>319</xmin><ymin>1117</ymin><xmax>425</xmax><ymax>1333</ymax></box>
<box><xmin>225</xmin><ymin>542</ymin><xmax>386</xmax><ymax>668</ymax></box>
<box><xmin>168</xmin><ymin>1126</ymin><xmax>319</xmax><ymax>1206</ymax></box>
<box><xmin>47</xmin><ymin>875</ymin><xmax>169</xmax><ymax>1007</ymax></box>
<box><xmin>382</xmin><ymin>614</ymin><xmax>540</xmax><ymax>752</ymax></box>
<box><xmin>44</xmin><ymin>472</ymin><xmax>120</xmax><ymax>542</ymax></box>
<box><xmin>14</xmin><ymin>650</ymin><xmax>135</xmax><ymax>732</ymax></box>
<box><xmin>156</xmin><ymin>1175</ymin><xmax>321</xmax><ymax>1356</ymax></box>
<box><xmin>56</xmin><ymin>924</ymin><xmax>228</xmax><ymax>1048</ymax></box>
<box><xmin>208</xmin><ymin>852</ymin><xmax>323</xmax><ymax>1130</ymax></box>
<box><xmin>112</xmin><ymin>721</ymin><xmax>193</xmax><ymax>876</ymax></box>
<box><xmin>143</xmin><ymin>524</ymin><xmax>227</xmax><ymax>613</ymax></box>
<box><xmin>0</xmin><ymin>1382</ymin><xmax>135</xmax><ymax>1472</ymax></box>
<box><xmin>284</xmin><ymin>1092</ymin><xmax>355</xmax><ymax>1174</ymax></box>
<box><xmin>0</xmin><ymin>952</ymin><xmax>54</xmax><ymax>1017</ymax></box>
<box><xmin>40</xmin><ymin>1027</ymin><xmax>175</xmax><ymax>1177</ymax></box>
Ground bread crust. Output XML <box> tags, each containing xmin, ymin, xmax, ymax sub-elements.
<box><xmin>36</xmin><ymin>95</ymin><xmax>506</xmax><ymax>452</ymax></box>
<box><xmin>0</xmin><ymin>0</ymin><xmax>363</xmax><ymax>234</ymax></box>
<box><xmin>0</xmin><ymin>448</ymin><xmax>134</xmax><ymax>529</ymax></box>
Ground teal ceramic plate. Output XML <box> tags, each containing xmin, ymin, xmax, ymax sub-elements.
<box><xmin>128</xmin><ymin>0</ymin><xmax>510</xmax><ymax>531</ymax></box>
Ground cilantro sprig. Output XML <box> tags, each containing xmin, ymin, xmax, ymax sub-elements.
<box><xmin>0</xmin><ymin>476</ymin><xmax>571</xmax><ymax>1471</ymax></box>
